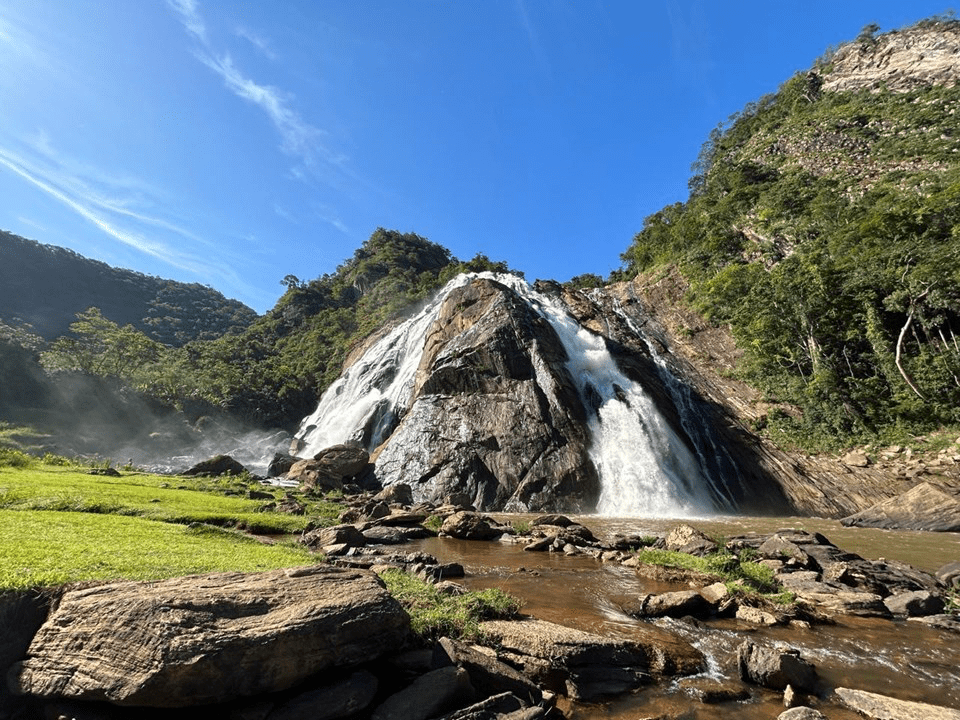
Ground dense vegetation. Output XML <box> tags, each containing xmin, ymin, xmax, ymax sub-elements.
<box><xmin>620</xmin><ymin>19</ymin><xmax>960</xmax><ymax>451</ymax></box>
<box><xmin>4</xmin><ymin>229</ymin><xmax>520</xmax><ymax>432</ymax></box>
<box><xmin>0</xmin><ymin>231</ymin><xmax>257</xmax><ymax>345</ymax></box>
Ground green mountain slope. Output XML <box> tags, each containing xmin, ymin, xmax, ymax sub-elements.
<box><xmin>620</xmin><ymin>18</ymin><xmax>960</xmax><ymax>450</ymax></box>
<box><xmin>0</xmin><ymin>231</ymin><xmax>257</xmax><ymax>346</ymax></box>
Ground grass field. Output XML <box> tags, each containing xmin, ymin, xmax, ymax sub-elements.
<box><xmin>0</xmin><ymin>510</ymin><xmax>316</xmax><ymax>589</ymax></box>
<box><xmin>0</xmin><ymin>461</ymin><xmax>338</xmax><ymax>590</ymax></box>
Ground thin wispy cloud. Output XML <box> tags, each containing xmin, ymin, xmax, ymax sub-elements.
<box><xmin>0</xmin><ymin>139</ymin><xmax>206</xmax><ymax>273</ymax></box>
<box><xmin>235</xmin><ymin>26</ymin><xmax>276</xmax><ymax>60</ymax></box>
<box><xmin>167</xmin><ymin>1</ymin><xmax>348</xmax><ymax>182</ymax></box>
<box><xmin>166</xmin><ymin>0</ymin><xmax>206</xmax><ymax>43</ymax></box>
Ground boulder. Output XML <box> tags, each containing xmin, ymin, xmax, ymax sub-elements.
<box><xmin>433</xmin><ymin>637</ymin><xmax>542</xmax><ymax>705</ymax></box>
<box><xmin>313</xmin><ymin>444</ymin><xmax>371</xmax><ymax>478</ymax></box>
<box><xmin>9</xmin><ymin>566</ymin><xmax>410</xmax><ymax>707</ymax></box>
<box><xmin>623</xmin><ymin>591</ymin><xmax>712</xmax><ymax>619</ymax></box>
<box><xmin>286</xmin><ymin>459</ymin><xmax>343</xmax><ymax>492</ymax></box>
<box><xmin>936</xmin><ymin>561</ymin><xmax>960</xmax><ymax>588</ymax></box>
<box><xmin>840</xmin><ymin>482</ymin><xmax>960</xmax><ymax>532</ymax></box>
<box><xmin>479</xmin><ymin>617</ymin><xmax>704</xmax><ymax>679</ymax></box>
<box><xmin>835</xmin><ymin>687</ymin><xmax>960</xmax><ymax>720</ymax></box>
<box><xmin>778</xmin><ymin>708</ymin><xmax>826</xmax><ymax>720</ymax></box>
<box><xmin>370</xmin><ymin>666</ymin><xmax>475</xmax><ymax>720</ymax></box>
<box><xmin>759</xmin><ymin>535</ymin><xmax>812</xmax><ymax>567</ymax></box>
<box><xmin>440</xmin><ymin>512</ymin><xmax>502</xmax><ymax>540</ymax></box>
<box><xmin>301</xmin><ymin>524</ymin><xmax>367</xmax><ymax>550</ymax></box>
<box><xmin>266</xmin><ymin>670</ymin><xmax>379</xmax><ymax>720</ymax></box>
<box><xmin>374</xmin><ymin>483</ymin><xmax>413</xmax><ymax>506</ymax></box>
<box><xmin>908</xmin><ymin>614</ymin><xmax>960</xmax><ymax>633</ymax></box>
<box><xmin>182</xmin><ymin>454</ymin><xmax>247</xmax><ymax>477</ymax></box>
<box><xmin>267</xmin><ymin>452</ymin><xmax>297</xmax><ymax>478</ymax></box>
<box><xmin>882</xmin><ymin>590</ymin><xmax>945</xmax><ymax>617</ymax></box>
<box><xmin>737</xmin><ymin>641</ymin><xmax>817</xmax><ymax>692</ymax></box>
<box><xmin>664</xmin><ymin>524</ymin><xmax>717</xmax><ymax>556</ymax></box>
<box><xmin>530</xmin><ymin>514</ymin><xmax>574</xmax><ymax>527</ymax></box>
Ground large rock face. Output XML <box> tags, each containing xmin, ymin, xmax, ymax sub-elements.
<box><xmin>9</xmin><ymin>565</ymin><xmax>410</xmax><ymax>707</ymax></box>
<box><xmin>372</xmin><ymin>278</ymin><xmax>601</xmax><ymax>511</ymax></box>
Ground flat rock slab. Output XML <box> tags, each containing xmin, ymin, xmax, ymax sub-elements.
<box><xmin>479</xmin><ymin>618</ymin><xmax>704</xmax><ymax>676</ymax></box>
<box><xmin>836</xmin><ymin>687</ymin><xmax>960</xmax><ymax>720</ymax></box>
<box><xmin>10</xmin><ymin>565</ymin><xmax>410</xmax><ymax>707</ymax></box>
<box><xmin>840</xmin><ymin>482</ymin><xmax>960</xmax><ymax>532</ymax></box>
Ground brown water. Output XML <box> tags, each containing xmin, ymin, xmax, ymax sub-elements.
<box><xmin>409</xmin><ymin>515</ymin><xmax>960</xmax><ymax>718</ymax></box>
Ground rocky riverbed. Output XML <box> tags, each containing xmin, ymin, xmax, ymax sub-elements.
<box><xmin>3</xmin><ymin>483</ymin><xmax>960</xmax><ymax>720</ymax></box>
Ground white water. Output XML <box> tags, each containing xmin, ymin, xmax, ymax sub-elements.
<box><xmin>295</xmin><ymin>273</ymin><xmax>719</xmax><ymax>517</ymax></box>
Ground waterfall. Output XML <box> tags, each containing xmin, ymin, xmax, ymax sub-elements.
<box><xmin>294</xmin><ymin>273</ymin><xmax>719</xmax><ymax>517</ymax></box>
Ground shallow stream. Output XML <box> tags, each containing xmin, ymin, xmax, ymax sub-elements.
<box><xmin>410</xmin><ymin>515</ymin><xmax>960</xmax><ymax>718</ymax></box>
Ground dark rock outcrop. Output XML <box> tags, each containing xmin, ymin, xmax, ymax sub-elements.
<box><xmin>737</xmin><ymin>641</ymin><xmax>817</xmax><ymax>692</ymax></box>
<box><xmin>372</xmin><ymin>279</ymin><xmax>601</xmax><ymax>512</ymax></box>
<box><xmin>182</xmin><ymin>454</ymin><xmax>247</xmax><ymax>477</ymax></box>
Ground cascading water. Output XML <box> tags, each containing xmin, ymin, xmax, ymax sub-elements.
<box><xmin>294</xmin><ymin>272</ymin><xmax>723</xmax><ymax>517</ymax></box>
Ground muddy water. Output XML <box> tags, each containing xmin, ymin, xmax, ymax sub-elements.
<box><xmin>409</xmin><ymin>516</ymin><xmax>960</xmax><ymax>718</ymax></box>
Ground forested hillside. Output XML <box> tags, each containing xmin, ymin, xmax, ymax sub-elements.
<box><xmin>12</xmin><ymin>228</ymin><xmax>519</xmax><ymax>430</ymax></box>
<box><xmin>0</xmin><ymin>231</ymin><xmax>257</xmax><ymax>346</ymax></box>
<box><xmin>619</xmin><ymin>18</ymin><xmax>960</xmax><ymax>451</ymax></box>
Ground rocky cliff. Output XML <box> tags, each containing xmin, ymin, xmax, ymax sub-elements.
<box><xmin>295</xmin><ymin>274</ymin><xmax>795</xmax><ymax>516</ymax></box>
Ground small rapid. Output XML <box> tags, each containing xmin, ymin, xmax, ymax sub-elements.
<box><xmin>294</xmin><ymin>273</ymin><xmax>728</xmax><ymax>517</ymax></box>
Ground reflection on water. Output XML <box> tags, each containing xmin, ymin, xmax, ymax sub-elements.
<box><xmin>409</xmin><ymin>516</ymin><xmax>960</xmax><ymax>718</ymax></box>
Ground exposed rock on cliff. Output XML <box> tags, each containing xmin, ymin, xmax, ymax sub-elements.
<box><xmin>371</xmin><ymin>278</ymin><xmax>600</xmax><ymax>512</ymax></box>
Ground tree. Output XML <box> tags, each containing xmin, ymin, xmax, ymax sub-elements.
<box><xmin>41</xmin><ymin>308</ymin><xmax>161</xmax><ymax>380</ymax></box>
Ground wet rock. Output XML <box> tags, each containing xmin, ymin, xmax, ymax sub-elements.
<box><xmin>439</xmin><ymin>692</ymin><xmax>532</xmax><ymax>720</ymax></box>
<box><xmin>375</xmin><ymin>510</ymin><xmax>430</xmax><ymax>527</ymax></box>
<box><xmin>182</xmin><ymin>454</ymin><xmax>247</xmax><ymax>477</ymax></box>
<box><xmin>369</xmin><ymin>279</ymin><xmax>602</xmax><ymax>512</ymax></box>
<box><xmin>883</xmin><ymin>590</ymin><xmax>945</xmax><ymax>617</ymax></box>
<box><xmin>624</xmin><ymin>591</ymin><xmax>712</xmax><ymax>619</ymax></box>
<box><xmin>835</xmin><ymin>687</ymin><xmax>960</xmax><ymax>720</ymax></box>
<box><xmin>735</xmin><ymin>605</ymin><xmax>780</xmax><ymax>626</ymax></box>
<box><xmin>840</xmin><ymin>482</ymin><xmax>960</xmax><ymax>532</ymax></box>
<box><xmin>564</xmin><ymin>665</ymin><xmax>647</xmax><ymax>702</ymax></box>
<box><xmin>440</xmin><ymin>511</ymin><xmax>503</xmax><ymax>540</ymax></box>
<box><xmin>370</xmin><ymin>666</ymin><xmax>475</xmax><ymax>720</ymax></box>
<box><xmin>678</xmin><ymin>677</ymin><xmax>750</xmax><ymax>704</ymax></box>
<box><xmin>530</xmin><ymin>514</ymin><xmax>574</xmax><ymax>527</ymax></box>
<box><xmin>433</xmin><ymin>638</ymin><xmax>542</xmax><ymax>705</ymax></box>
<box><xmin>9</xmin><ymin>566</ymin><xmax>410</xmax><ymax>707</ymax></box>
<box><xmin>737</xmin><ymin>641</ymin><xmax>817</xmax><ymax>692</ymax></box>
<box><xmin>664</xmin><ymin>524</ymin><xmax>717</xmax><ymax>556</ymax></box>
<box><xmin>266</xmin><ymin>670</ymin><xmax>378</xmax><ymax>720</ymax></box>
<box><xmin>907</xmin><ymin>614</ymin><xmax>960</xmax><ymax>633</ymax></box>
<box><xmin>778</xmin><ymin>708</ymin><xmax>826</xmax><ymax>720</ymax></box>
<box><xmin>267</xmin><ymin>452</ymin><xmax>297</xmax><ymax>478</ymax></box>
<box><xmin>362</xmin><ymin>526</ymin><xmax>410</xmax><ymax>545</ymax></box>
<box><xmin>793</xmin><ymin>590</ymin><xmax>890</xmax><ymax>618</ymax></box>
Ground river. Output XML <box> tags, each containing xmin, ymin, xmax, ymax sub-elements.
<box><xmin>410</xmin><ymin>515</ymin><xmax>960</xmax><ymax>718</ymax></box>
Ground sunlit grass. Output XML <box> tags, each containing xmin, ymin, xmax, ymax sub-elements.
<box><xmin>0</xmin><ymin>465</ymin><xmax>313</xmax><ymax>533</ymax></box>
<box><xmin>0</xmin><ymin>509</ymin><xmax>316</xmax><ymax>589</ymax></box>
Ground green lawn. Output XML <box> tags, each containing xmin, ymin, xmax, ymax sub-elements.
<box><xmin>0</xmin><ymin>463</ymin><xmax>341</xmax><ymax>590</ymax></box>
<box><xmin>0</xmin><ymin>466</ymin><xmax>317</xmax><ymax>533</ymax></box>
<box><xmin>0</xmin><ymin>509</ymin><xmax>316</xmax><ymax>589</ymax></box>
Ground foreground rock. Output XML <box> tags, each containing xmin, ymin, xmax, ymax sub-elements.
<box><xmin>182</xmin><ymin>454</ymin><xmax>247</xmax><ymax>477</ymax></box>
<box><xmin>840</xmin><ymin>482</ymin><xmax>960</xmax><ymax>532</ymax></box>
<box><xmin>9</xmin><ymin>566</ymin><xmax>410</xmax><ymax>707</ymax></box>
<box><xmin>479</xmin><ymin>617</ymin><xmax>704</xmax><ymax>701</ymax></box>
<box><xmin>836</xmin><ymin>687</ymin><xmax>960</xmax><ymax>720</ymax></box>
<box><xmin>737</xmin><ymin>641</ymin><xmax>817</xmax><ymax>692</ymax></box>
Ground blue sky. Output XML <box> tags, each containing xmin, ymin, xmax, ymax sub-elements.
<box><xmin>0</xmin><ymin>1</ymin><xmax>953</xmax><ymax>314</ymax></box>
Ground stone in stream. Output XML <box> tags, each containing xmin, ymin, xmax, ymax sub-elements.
<box><xmin>9</xmin><ymin>566</ymin><xmax>410</xmax><ymax>707</ymax></box>
<box><xmin>835</xmin><ymin>687</ymin><xmax>960</xmax><ymax>720</ymax></box>
<box><xmin>882</xmin><ymin>590</ymin><xmax>945</xmax><ymax>617</ymax></box>
<box><xmin>479</xmin><ymin>617</ymin><xmax>704</xmax><ymax>701</ymax></box>
<box><xmin>737</xmin><ymin>640</ymin><xmax>817</xmax><ymax>692</ymax></box>
<box><xmin>440</xmin><ymin>511</ymin><xmax>503</xmax><ymax>540</ymax></box>
<box><xmin>370</xmin><ymin>666</ymin><xmax>475</xmax><ymax>720</ymax></box>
